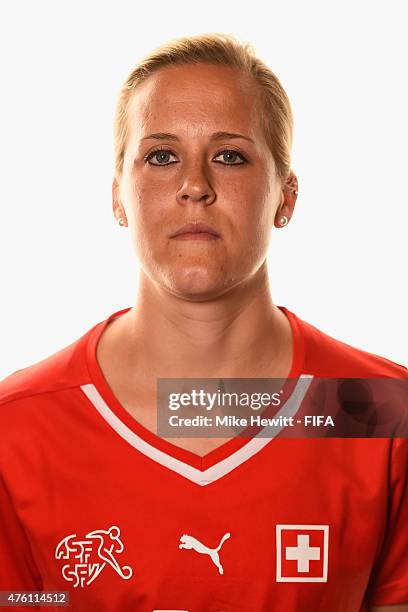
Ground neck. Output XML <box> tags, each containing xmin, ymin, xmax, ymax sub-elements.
<box><xmin>114</xmin><ymin>262</ymin><xmax>293</xmax><ymax>379</ymax></box>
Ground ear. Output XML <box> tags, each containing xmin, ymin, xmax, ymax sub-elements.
<box><xmin>274</xmin><ymin>170</ymin><xmax>298</xmax><ymax>228</ymax></box>
<box><xmin>112</xmin><ymin>177</ymin><xmax>127</xmax><ymax>226</ymax></box>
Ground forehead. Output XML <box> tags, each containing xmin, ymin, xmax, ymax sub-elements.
<box><xmin>126</xmin><ymin>63</ymin><xmax>264</xmax><ymax>139</ymax></box>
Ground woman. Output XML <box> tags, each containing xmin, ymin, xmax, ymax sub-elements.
<box><xmin>0</xmin><ymin>33</ymin><xmax>407</xmax><ymax>612</ymax></box>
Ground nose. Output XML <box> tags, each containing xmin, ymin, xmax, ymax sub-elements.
<box><xmin>176</xmin><ymin>160</ymin><xmax>216</xmax><ymax>207</ymax></box>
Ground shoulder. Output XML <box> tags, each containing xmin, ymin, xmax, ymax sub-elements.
<box><xmin>0</xmin><ymin>318</ymin><xmax>107</xmax><ymax>472</ymax></box>
<box><xmin>290</xmin><ymin>310</ymin><xmax>407</xmax><ymax>377</ymax></box>
<box><xmin>0</xmin><ymin>321</ymin><xmax>97</xmax><ymax>410</ymax></box>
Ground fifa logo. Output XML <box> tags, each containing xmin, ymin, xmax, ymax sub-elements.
<box><xmin>55</xmin><ymin>525</ymin><xmax>133</xmax><ymax>587</ymax></box>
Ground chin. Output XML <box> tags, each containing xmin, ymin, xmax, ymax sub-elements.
<box><xmin>163</xmin><ymin>267</ymin><xmax>234</xmax><ymax>301</ymax></box>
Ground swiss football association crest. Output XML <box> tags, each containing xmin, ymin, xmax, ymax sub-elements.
<box><xmin>55</xmin><ymin>525</ymin><xmax>133</xmax><ymax>587</ymax></box>
<box><xmin>276</xmin><ymin>524</ymin><xmax>329</xmax><ymax>582</ymax></box>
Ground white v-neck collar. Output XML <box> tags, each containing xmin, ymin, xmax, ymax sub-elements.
<box><xmin>80</xmin><ymin>374</ymin><xmax>313</xmax><ymax>486</ymax></box>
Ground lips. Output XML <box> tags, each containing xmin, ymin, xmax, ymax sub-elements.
<box><xmin>170</xmin><ymin>221</ymin><xmax>220</xmax><ymax>238</ymax></box>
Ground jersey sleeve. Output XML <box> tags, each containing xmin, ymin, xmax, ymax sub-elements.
<box><xmin>365</xmin><ymin>437</ymin><xmax>408</xmax><ymax>606</ymax></box>
<box><xmin>0</xmin><ymin>470</ymin><xmax>43</xmax><ymax>594</ymax></box>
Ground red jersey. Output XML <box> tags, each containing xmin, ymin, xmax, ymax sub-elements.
<box><xmin>0</xmin><ymin>305</ymin><xmax>407</xmax><ymax>611</ymax></box>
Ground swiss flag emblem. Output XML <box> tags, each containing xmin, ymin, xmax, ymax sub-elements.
<box><xmin>276</xmin><ymin>524</ymin><xmax>329</xmax><ymax>582</ymax></box>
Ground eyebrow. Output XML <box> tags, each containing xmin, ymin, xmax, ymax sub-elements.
<box><xmin>141</xmin><ymin>131</ymin><xmax>255</xmax><ymax>144</ymax></box>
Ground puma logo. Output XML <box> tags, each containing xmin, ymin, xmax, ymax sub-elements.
<box><xmin>178</xmin><ymin>532</ymin><xmax>231</xmax><ymax>575</ymax></box>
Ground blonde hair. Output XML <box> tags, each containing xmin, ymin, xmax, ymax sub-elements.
<box><xmin>114</xmin><ymin>32</ymin><xmax>294</xmax><ymax>184</ymax></box>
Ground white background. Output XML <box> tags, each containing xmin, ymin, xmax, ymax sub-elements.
<box><xmin>1</xmin><ymin>0</ymin><xmax>407</xmax><ymax>378</ymax></box>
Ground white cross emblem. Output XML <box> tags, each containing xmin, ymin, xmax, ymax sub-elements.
<box><xmin>285</xmin><ymin>534</ymin><xmax>321</xmax><ymax>572</ymax></box>
<box><xmin>276</xmin><ymin>524</ymin><xmax>329</xmax><ymax>582</ymax></box>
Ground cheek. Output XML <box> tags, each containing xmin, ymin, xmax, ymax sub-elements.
<box><xmin>126</xmin><ymin>177</ymin><xmax>169</xmax><ymax>229</ymax></box>
<box><xmin>224</xmin><ymin>177</ymin><xmax>274</xmax><ymax>240</ymax></box>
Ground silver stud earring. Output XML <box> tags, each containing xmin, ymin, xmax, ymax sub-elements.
<box><xmin>294</xmin><ymin>189</ymin><xmax>298</xmax><ymax>196</ymax></box>
<box><xmin>279</xmin><ymin>216</ymin><xmax>289</xmax><ymax>227</ymax></box>
<box><xmin>117</xmin><ymin>218</ymin><xmax>125</xmax><ymax>227</ymax></box>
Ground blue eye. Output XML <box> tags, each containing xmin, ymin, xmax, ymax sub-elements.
<box><xmin>144</xmin><ymin>148</ymin><xmax>247</xmax><ymax>166</ymax></box>
<box><xmin>214</xmin><ymin>150</ymin><xmax>246</xmax><ymax>165</ymax></box>
<box><xmin>145</xmin><ymin>150</ymin><xmax>177</xmax><ymax>166</ymax></box>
